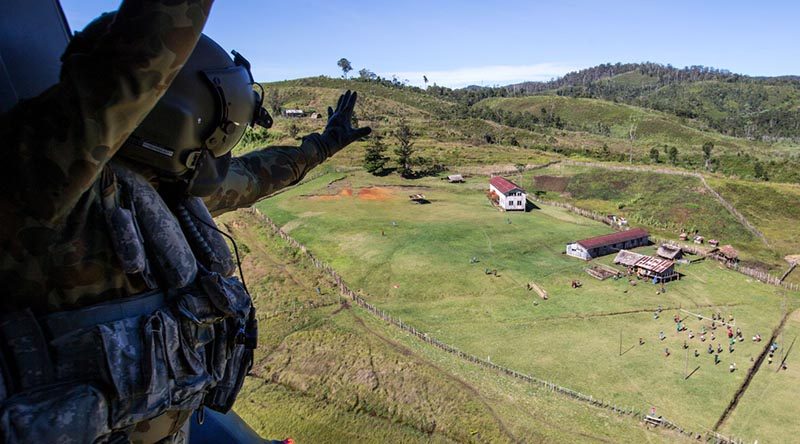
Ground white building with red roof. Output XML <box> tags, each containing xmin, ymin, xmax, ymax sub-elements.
<box><xmin>566</xmin><ymin>227</ymin><xmax>650</xmax><ymax>260</ymax></box>
<box><xmin>489</xmin><ymin>176</ymin><xmax>526</xmax><ymax>211</ymax></box>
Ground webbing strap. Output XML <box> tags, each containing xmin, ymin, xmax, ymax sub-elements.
<box><xmin>42</xmin><ymin>290</ymin><xmax>166</xmax><ymax>338</ymax></box>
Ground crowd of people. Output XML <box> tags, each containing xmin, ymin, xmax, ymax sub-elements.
<box><xmin>650</xmin><ymin>309</ymin><xmax>769</xmax><ymax>374</ymax></box>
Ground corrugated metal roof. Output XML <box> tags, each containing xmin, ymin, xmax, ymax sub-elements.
<box><xmin>576</xmin><ymin>227</ymin><xmax>649</xmax><ymax>250</ymax></box>
<box><xmin>614</xmin><ymin>249</ymin><xmax>646</xmax><ymax>266</ymax></box>
<box><xmin>489</xmin><ymin>176</ymin><xmax>523</xmax><ymax>195</ymax></box>
<box><xmin>657</xmin><ymin>244</ymin><xmax>682</xmax><ymax>260</ymax></box>
<box><xmin>634</xmin><ymin>256</ymin><xmax>674</xmax><ymax>274</ymax></box>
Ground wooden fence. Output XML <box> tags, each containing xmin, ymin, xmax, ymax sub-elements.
<box><xmin>559</xmin><ymin>160</ymin><xmax>768</xmax><ymax>245</ymax></box>
<box><xmin>244</xmin><ymin>207</ymin><xmax>744</xmax><ymax>444</ymax></box>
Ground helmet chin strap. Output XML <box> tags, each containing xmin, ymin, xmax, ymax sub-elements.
<box><xmin>183</xmin><ymin>149</ymin><xmax>232</xmax><ymax>197</ymax></box>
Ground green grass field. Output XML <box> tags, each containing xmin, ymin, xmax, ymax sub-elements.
<box><xmin>222</xmin><ymin>209</ymin><xmax>693</xmax><ymax>443</ymax></box>
<box><xmin>252</xmin><ymin>169</ymin><xmax>798</xmax><ymax>441</ymax></box>
<box><xmin>720</xmin><ymin>310</ymin><xmax>800</xmax><ymax>443</ymax></box>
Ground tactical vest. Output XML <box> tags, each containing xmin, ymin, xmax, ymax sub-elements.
<box><xmin>0</xmin><ymin>162</ymin><xmax>256</xmax><ymax>443</ymax></box>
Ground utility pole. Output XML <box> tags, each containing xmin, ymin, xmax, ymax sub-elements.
<box><xmin>619</xmin><ymin>330</ymin><xmax>622</xmax><ymax>356</ymax></box>
<box><xmin>684</xmin><ymin>347</ymin><xmax>689</xmax><ymax>380</ymax></box>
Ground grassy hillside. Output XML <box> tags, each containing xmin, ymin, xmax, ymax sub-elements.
<box><xmin>242</xmin><ymin>77</ymin><xmax>800</xmax><ymax>182</ymax></box>
<box><xmin>523</xmin><ymin>163</ymin><xmax>798</xmax><ymax>271</ymax></box>
<box><xmin>508</xmin><ymin>63</ymin><xmax>800</xmax><ymax>140</ymax></box>
<box><xmin>476</xmin><ymin>95</ymin><xmax>726</xmax><ymax>145</ymax></box>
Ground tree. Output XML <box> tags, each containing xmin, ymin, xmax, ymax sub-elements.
<box><xmin>423</xmin><ymin>75</ymin><xmax>428</xmax><ymax>86</ymax></box>
<box><xmin>268</xmin><ymin>88</ymin><xmax>281</xmax><ymax>114</ymax></box>
<box><xmin>363</xmin><ymin>133</ymin><xmax>389</xmax><ymax>174</ymax></box>
<box><xmin>393</xmin><ymin>119</ymin><xmax>415</xmax><ymax>178</ymax></box>
<box><xmin>600</xmin><ymin>143</ymin><xmax>610</xmax><ymax>159</ymax></box>
<box><xmin>754</xmin><ymin>161</ymin><xmax>769</xmax><ymax>181</ymax></box>
<box><xmin>628</xmin><ymin>117</ymin><xmax>639</xmax><ymax>163</ymax></box>
<box><xmin>337</xmin><ymin>58</ymin><xmax>352</xmax><ymax>78</ymax></box>
<box><xmin>358</xmin><ymin>68</ymin><xmax>376</xmax><ymax>80</ymax></box>
<box><xmin>649</xmin><ymin>147</ymin><xmax>660</xmax><ymax>163</ymax></box>
<box><xmin>702</xmin><ymin>141</ymin><xmax>714</xmax><ymax>170</ymax></box>
<box><xmin>668</xmin><ymin>146</ymin><xmax>679</xmax><ymax>164</ymax></box>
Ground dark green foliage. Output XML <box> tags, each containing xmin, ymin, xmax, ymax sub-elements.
<box><xmin>667</xmin><ymin>146</ymin><xmax>679</xmax><ymax>164</ymax></box>
<box><xmin>337</xmin><ymin>58</ymin><xmax>352</xmax><ymax>78</ymax></box>
<box><xmin>288</xmin><ymin>123</ymin><xmax>299</xmax><ymax>139</ymax></box>
<box><xmin>268</xmin><ymin>88</ymin><xmax>281</xmax><ymax>114</ymax></box>
<box><xmin>363</xmin><ymin>133</ymin><xmax>389</xmax><ymax>175</ymax></box>
<box><xmin>393</xmin><ymin>119</ymin><xmax>416</xmax><ymax>178</ymax></box>
<box><xmin>649</xmin><ymin>147</ymin><xmax>660</xmax><ymax>163</ymax></box>
<box><xmin>754</xmin><ymin>161</ymin><xmax>769</xmax><ymax>181</ymax></box>
<box><xmin>702</xmin><ymin>141</ymin><xmax>714</xmax><ymax>170</ymax></box>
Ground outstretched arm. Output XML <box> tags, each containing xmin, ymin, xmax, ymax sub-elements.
<box><xmin>205</xmin><ymin>90</ymin><xmax>371</xmax><ymax>216</ymax></box>
<box><xmin>0</xmin><ymin>0</ymin><xmax>212</xmax><ymax>223</ymax></box>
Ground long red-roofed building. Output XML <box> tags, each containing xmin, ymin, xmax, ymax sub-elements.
<box><xmin>488</xmin><ymin>176</ymin><xmax>526</xmax><ymax>211</ymax></box>
<box><xmin>566</xmin><ymin>227</ymin><xmax>650</xmax><ymax>260</ymax></box>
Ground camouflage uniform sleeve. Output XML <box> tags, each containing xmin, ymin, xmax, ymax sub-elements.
<box><xmin>0</xmin><ymin>0</ymin><xmax>212</xmax><ymax>223</ymax></box>
<box><xmin>204</xmin><ymin>133</ymin><xmax>339</xmax><ymax>216</ymax></box>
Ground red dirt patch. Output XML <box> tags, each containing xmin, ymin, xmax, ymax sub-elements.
<box><xmin>357</xmin><ymin>187</ymin><xmax>393</xmax><ymax>201</ymax></box>
<box><xmin>307</xmin><ymin>187</ymin><xmax>353</xmax><ymax>201</ymax></box>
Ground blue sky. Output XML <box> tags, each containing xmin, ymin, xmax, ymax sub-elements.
<box><xmin>61</xmin><ymin>0</ymin><xmax>800</xmax><ymax>88</ymax></box>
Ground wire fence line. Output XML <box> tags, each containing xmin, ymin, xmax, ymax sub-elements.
<box><xmin>558</xmin><ymin>160</ymin><xmax>768</xmax><ymax>245</ymax></box>
<box><xmin>244</xmin><ymin>207</ymin><xmax>745</xmax><ymax>444</ymax></box>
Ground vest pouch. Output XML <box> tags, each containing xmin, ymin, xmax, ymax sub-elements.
<box><xmin>204</xmin><ymin>340</ymin><xmax>252</xmax><ymax>413</ymax></box>
<box><xmin>0</xmin><ymin>383</ymin><xmax>110</xmax><ymax>444</ymax></box>
<box><xmin>198</xmin><ymin>272</ymin><xmax>251</xmax><ymax>320</ymax></box>
<box><xmin>155</xmin><ymin>310</ymin><xmax>211</xmax><ymax>411</ymax></box>
<box><xmin>98</xmin><ymin>315</ymin><xmax>171</xmax><ymax>429</ymax></box>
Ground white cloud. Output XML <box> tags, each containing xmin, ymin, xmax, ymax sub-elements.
<box><xmin>383</xmin><ymin>63</ymin><xmax>580</xmax><ymax>88</ymax></box>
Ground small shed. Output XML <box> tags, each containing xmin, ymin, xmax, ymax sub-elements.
<box><xmin>693</xmin><ymin>235</ymin><xmax>705</xmax><ymax>244</ymax></box>
<box><xmin>709</xmin><ymin>239</ymin><xmax>720</xmax><ymax>247</ymax></box>
<box><xmin>657</xmin><ymin>244</ymin><xmax>683</xmax><ymax>260</ymax></box>
<box><xmin>714</xmin><ymin>245</ymin><xmax>739</xmax><ymax>265</ymax></box>
<box><xmin>448</xmin><ymin>174</ymin><xmax>465</xmax><ymax>183</ymax></box>
<box><xmin>310</xmin><ymin>112</ymin><xmax>321</xmax><ymax>119</ymax></box>
<box><xmin>679</xmin><ymin>232</ymin><xmax>689</xmax><ymax>241</ymax></box>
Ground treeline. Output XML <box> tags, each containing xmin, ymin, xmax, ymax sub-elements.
<box><xmin>452</xmin><ymin>62</ymin><xmax>800</xmax><ymax>140</ymax></box>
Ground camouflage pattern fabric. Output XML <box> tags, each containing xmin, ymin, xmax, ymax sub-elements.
<box><xmin>0</xmin><ymin>0</ymin><xmax>212</xmax><ymax>313</ymax></box>
<box><xmin>0</xmin><ymin>0</ymin><xmax>357</xmax><ymax>313</ymax></box>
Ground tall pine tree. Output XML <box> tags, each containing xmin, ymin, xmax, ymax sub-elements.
<box><xmin>393</xmin><ymin>119</ymin><xmax>415</xmax><ymax>178</ymax></box>
<box><xmin>363</xmin><ymin>133</ymin><xmax>389</xmax><ymax>174</ymax></box>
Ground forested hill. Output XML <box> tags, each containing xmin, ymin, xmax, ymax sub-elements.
<box><xmin>447</xmin><ymin>63</ymin><xmax>800</xmax><ymax>140</ymax></box>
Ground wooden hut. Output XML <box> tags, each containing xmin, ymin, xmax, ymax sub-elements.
<box><xmin>657</xmin><ymin>244</ymin><xmax>683</xmax><ymax>260</ymax></box>
<box><xmin>713</xmin><ymin>245</ymin><xmax>739</xmax><ymax>265</ymax></box>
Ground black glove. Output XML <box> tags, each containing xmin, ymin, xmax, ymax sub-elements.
<box><xmin>321</xmin><ymin>90</ymin><xmax>371</xmax><ymax>155</ymax></box>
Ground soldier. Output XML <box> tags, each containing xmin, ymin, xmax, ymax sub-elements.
<box><xmin>0</xmin><ymin>0</ymin><xmax>369</xmax><ymax>442</ymax></box>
